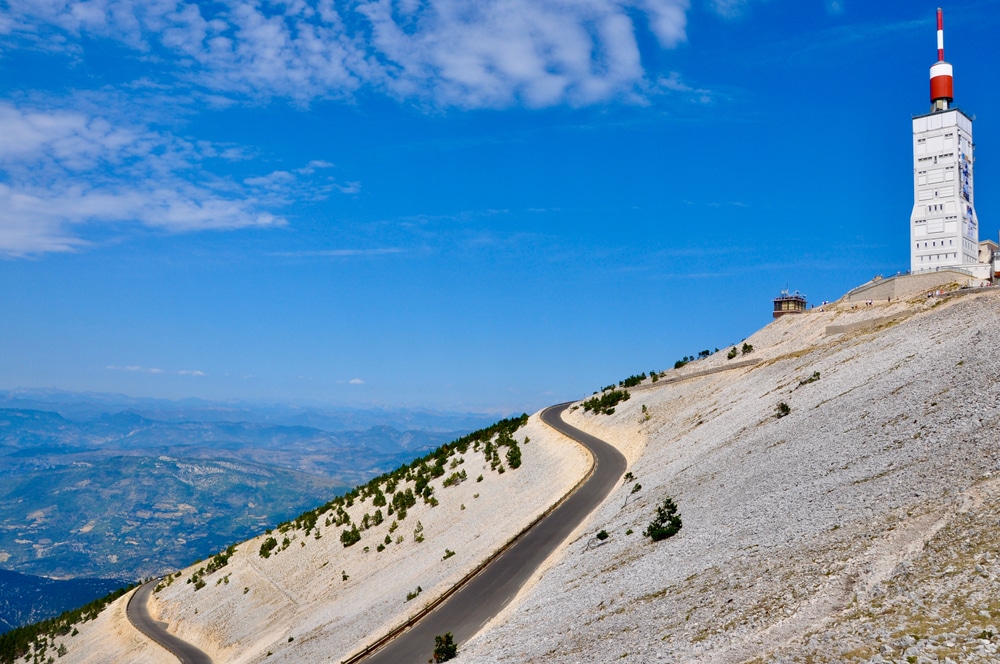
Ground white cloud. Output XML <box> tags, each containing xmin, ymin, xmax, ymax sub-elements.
<box><xmin>243</xmin><ymin>170</ymin><xmax>296</xmax><ymax>188</ymax></box>
<box><xmin>358</xmin><ymin>0</ymin><xmax>675</xmax><ymax>107</ymax></box>
<box><xmin>296</xmin><ymin>160</ymin><xmax>335</xmax><ymax>174</ymax></box>
<box><xmin>1</xmin><ymin>0</ymin><xmax>693</xmax><ymax>108</ymax></box>
<box><xmin>349</xmin><ymin>378</ymin><xmax>365</xmax><ymax>384</ymax></box>
<box><xmin>0</xmin><ymin>100</ymin><xmax>356</xmax><ymax>256</ymax></box>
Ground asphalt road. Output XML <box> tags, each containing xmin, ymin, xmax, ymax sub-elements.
<box><xmin>358</xmin><ymin>402</ymin><xmax>627</xmax><ymax>663</ymax></box>
<box><xmin>126</xmin><ymin>578</ymin><xmax>213</xmax><ymax>664</ymax></box>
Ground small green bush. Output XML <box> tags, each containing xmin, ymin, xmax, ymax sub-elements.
<box><xmin>798</xmin><ymin>371</ymin><xmax>820</xmax><ymax>386</ymax></box>
<box><xmin>775</xmin><ymin>402</ymin><xmax>791</xmax><ymax>418</ymax></box>
<box><xmin>727</xmin><ymin>347</ymin><xmax>738</xmax><ymax>360</ymax></box>
<box><xmin>619</xmin><ymin>373</ymin><xmax>646</xmax><ymax>388</ymax></box>
<box><xmin>505</xmin><ymin>440</ymin><xmax>522</xmax><ymax>469</ymax></box>
<box><xmin>433</xmin><ymin>633</ymin><xmax>458</xmax><ymax>662</ymax></box>
<box><xmin>741</xmin><ymin>342</ymin><xmax>754</xmax><ymax>355</ymax></box>
<box><xmin>340</xmin><ymin>526</ymin><xmax>361</xmax><ymax>548</ymax></box>
<box><xmin>442</xmin><ymin>470</ymin><xmax>467</xmax><ymax>487</ymax></box>
<box><xmin>643</xmin><ymin>496</ymin><xmax>682</xmax><ymax>542</ymax></box>
<box><xmin>582</xmin><ymin>389</ymin><xmax>630</xmax><ymax>415</ymax></box>
<box><xmin>259</xmin><ymin>537</ymin><xmax>278</xmax><ymax>558</ymax></box>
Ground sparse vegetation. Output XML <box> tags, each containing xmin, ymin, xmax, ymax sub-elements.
<box><xmin>644</xmin><ymin>496</ymin><xmax>683</xmax><ymax>542</ymax></box>
<box><xmin>340</xmin><ymin>526</ymin><xmax>361</xmax><ymax>548</ymax></box>
<box><xmin>186</xmin><ymin>543</ymin><xmax>240</xmax><ymax>587</ymax></box>
<box><xmin>442</xmin><ymin>549</ymin><xmax>455</xmax><ymax>560</ymax></box>
<box><xmin>505</xmin><ymin>438</ymin><xmax>522</xmax><ymax>469</ymax></box>
<box><xmin>775</xmin><ymin>402</ymin><xmax>791</xmax><ymax>419</ymax></box>
<box><xmin>260</xmin><ymin>537</ymin><xmax>278</xmax><ymax>558</ymax></box>
<box><xmin>405</xmin><ymin>586</ymin><xmax>422</xmax><ymax>602</ymax></box>
<box><xmin>442</xmin><ymin>470</ymin><xmax>467</xmax><ymax>487</ymax></box>
<box><xmin>583</xmin><ymin>389</ymin><xmax>630</xmax><ymax>415</ymax></box>
<box><xmin>255</xmin><ymin>414</ymin><xmax>528</xmax><ymax>555</ymax></box>
<box><xmin>623</xmin><ymin>482</ymin><xmax>642</xmax><ymax>508</ymax></box>
<box><xmin>433</xmin><ymin>632</ymin><xmax>458</xmax><ymax>662</ymax></box>
<box><xmin>741</xmin><ymin>342</ymin><xmax>754</xmax><ymax>355</ymax></box>
<box><xmin>727</xmin><ymin>347</ymin><xmax>738</xmax><ymax>360</ymax></box>
<box><xmin>619</xmin><ymin>373</ymin><xmax>647</xmax><ymax>388</ymax></box>
<box><xmin>799</xmin><ymin>371</ymin><xmax>821</xmax><ymax>386</ymax></box>
<box><xmin>205</xmin><ymin>544</ymin><xmax>237</xmax><ymax>573</ymax></box>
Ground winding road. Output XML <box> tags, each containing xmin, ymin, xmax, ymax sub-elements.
<box><xmin>125</xmin><ymin>402</ymin><xmax>625</xmax><ymax>664</ymax></box>
<box><xmin>356</xmin><ymin>402</ymin><xmax>626</xmax><ymax>663</ymax></box>
<box><xmin>126</xmin><ymin>578</ymin><xmax>212</xmax><ymax>664</ymax></box>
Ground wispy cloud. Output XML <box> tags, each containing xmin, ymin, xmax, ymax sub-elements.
<box><xmin>708</xmin><ymin>0</ymin><xmax>752</xmax><ymax>20</ymax></box>
<box><xmin>648</xmin><ymin>71</ymin><xmax>717</xmax><ymax>104</ymax></box>
<box><xmin>0</xmin><ymin>100</ymin><xmax>355</xmax><ymax>257</ymax></box>
<box><xmin>268</xmin><ymin>248</ymin><xmax>404</xmax><ymax>258</ymax></box>
<box><xmin>107</xmin><ymin>365</ymin><xmax>163</xmax><ymax>374</ymax></box>
<box><xmin>1</xmin><ymin>0</ymin><xmax>693</xmax><ymax>108</ymax></box>
<box><xmin>107</xmin><ymin>365</ymin><xmax>207</xmax><ymax>377</ymax></box>
<box><xmin>349</xmin><ymin>378</ymin><xmax>364</xmax><ymax>385</ymax></box>
<box><xmin>825</xmin><ymin>0</ymin><xmax>845</xmax><ymax>16</ymax></box>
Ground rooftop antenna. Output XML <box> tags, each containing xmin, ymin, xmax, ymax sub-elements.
<box><xmin>929</xmin><ymin>7</ymin><xmax>953</xmax><ymax>112</ymax></box>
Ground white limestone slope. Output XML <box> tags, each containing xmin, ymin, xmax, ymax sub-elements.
<box><xmin>45</xmin><ymin>592</ymin><xmax>174</xmax><ymax>664</ymax></box>
<box><xmin>52</xmin><ymin>413</ymin><xmax>590</xmax><ymax>663</ymax></box>
<box><xmin>461</xmin><ymin>289</ymin><xmax>1000</xmax><ymax>663</ymax></box>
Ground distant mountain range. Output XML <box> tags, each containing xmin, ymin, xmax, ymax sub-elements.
<box><xmin>0</xmin><ymin>389</ymin><xmax>500</xmax><ymax>432</ymax></box>
<box><xmin>0</xmin><ymin>392</ymin><xmax>501</xmax><ymax>632</ymax></box>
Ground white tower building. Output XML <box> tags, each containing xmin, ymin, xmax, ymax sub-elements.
<box><xmin>910</xmin><ymin>8</ymin><xmax>979</xmax><ymax>273</ymax></box>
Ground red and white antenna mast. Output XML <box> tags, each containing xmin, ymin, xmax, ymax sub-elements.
<box><xmin>929</xmin><ymin>7</ymin><xmax>953</xmax><ymax>112</ymax></box>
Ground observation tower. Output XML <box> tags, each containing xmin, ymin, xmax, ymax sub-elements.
<box><xmin>909</xmin><ymin>8</ymin><xmax>980</xmax><ymax>273</ymax></box>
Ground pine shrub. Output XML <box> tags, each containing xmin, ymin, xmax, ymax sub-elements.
<box><xmin>433</xmin><ymin>633</ymin><xmax>458</xmax><ymax>662</ymax></box>
<box><xmin>643</xmin><ymin>496</ymin><xmax>682</xmax><ymax>542</ymax></box>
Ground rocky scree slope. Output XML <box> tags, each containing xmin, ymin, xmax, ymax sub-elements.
<box><xmin>461</xmin><ymin>289</ymin><xmax>1000</xmax><ymax>663</ymax></box>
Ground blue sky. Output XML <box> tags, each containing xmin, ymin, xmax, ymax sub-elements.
<box><xmin>1</xmin><ymin>0</ymin><xmax>998</xmax><ymax>413</ymax></box>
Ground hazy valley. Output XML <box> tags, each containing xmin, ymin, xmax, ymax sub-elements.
<box><xmin>0</xmin><ymin>401</ymin><xmax>491</xmax><ymax>633</ymax></box>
